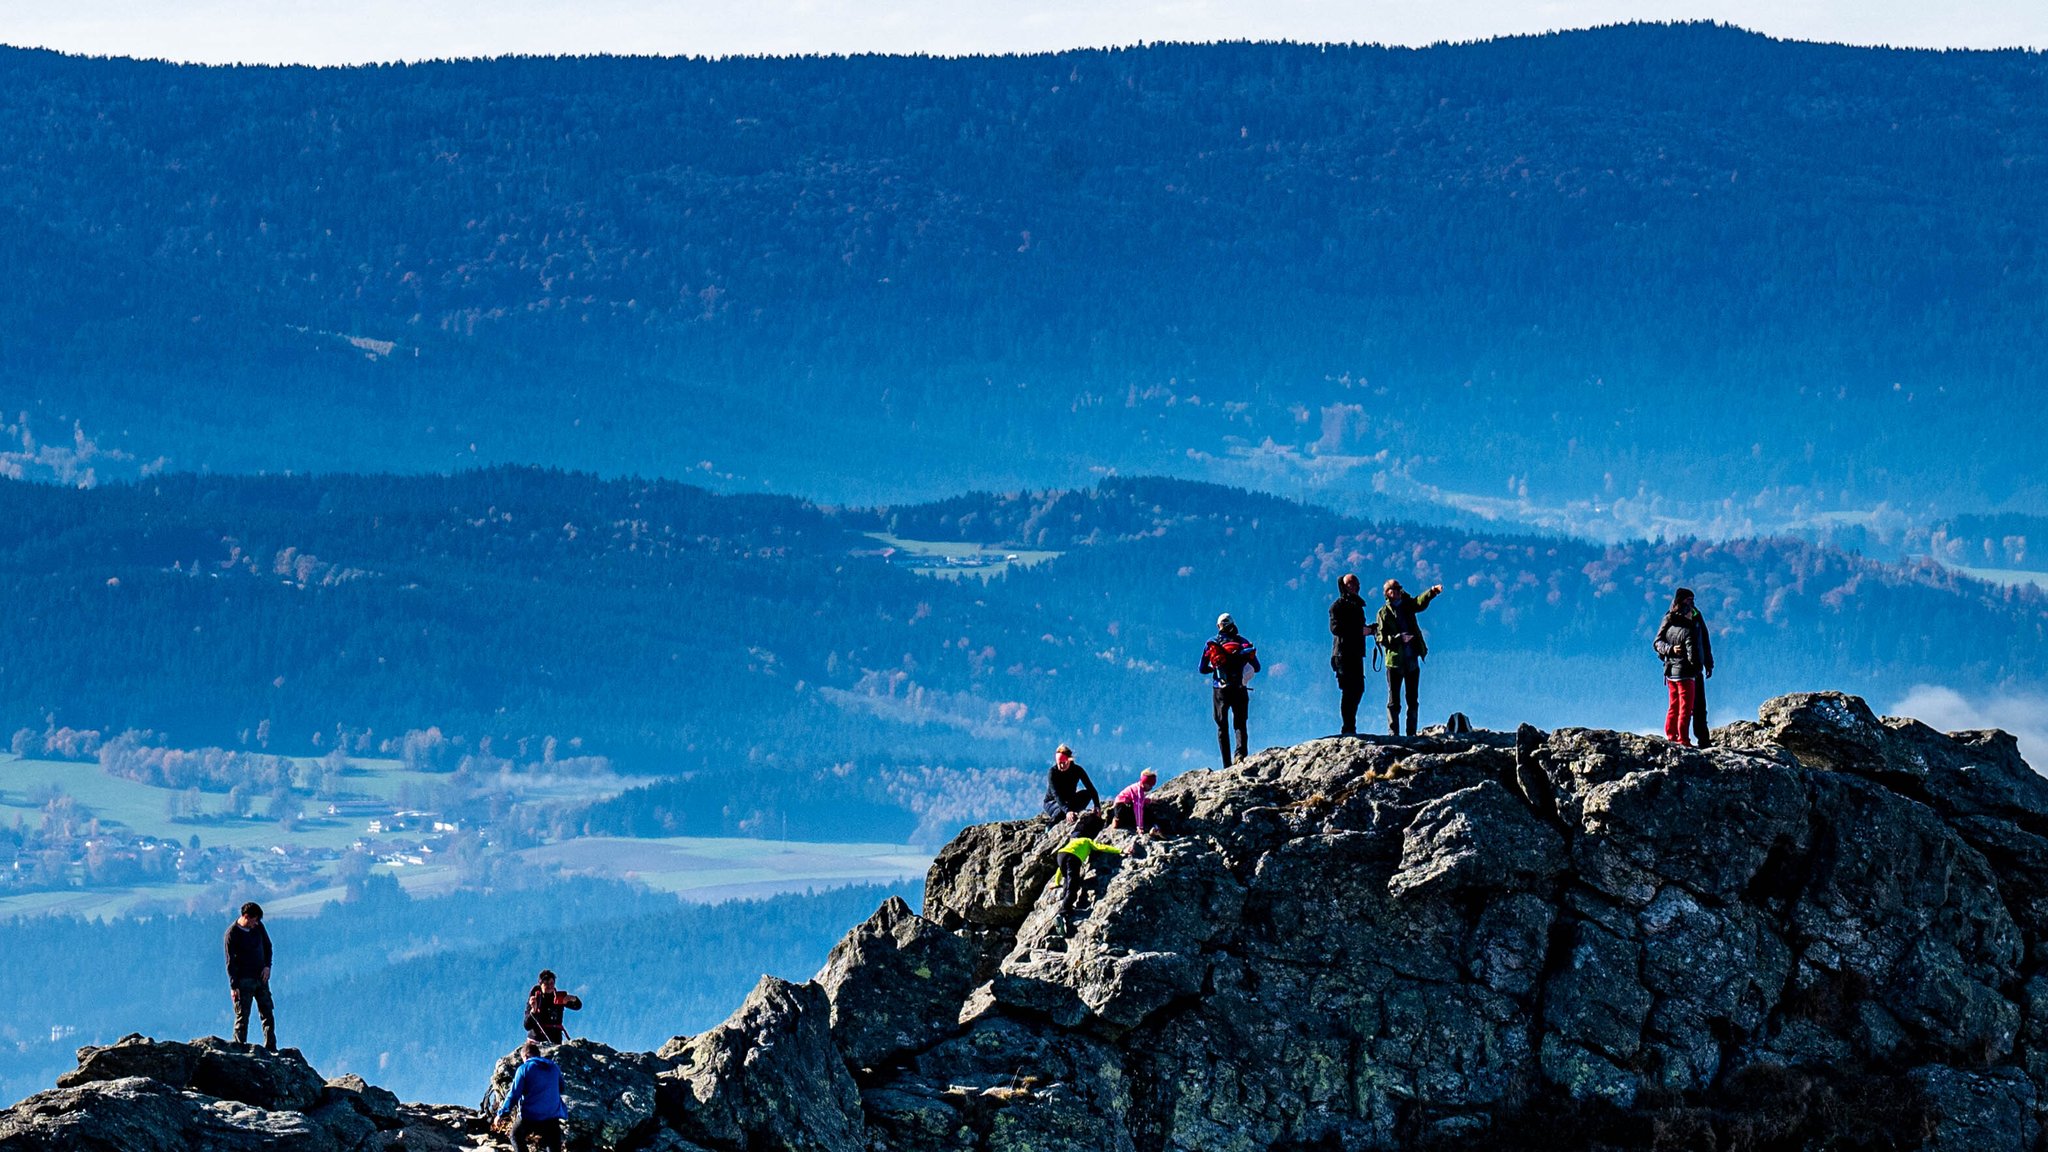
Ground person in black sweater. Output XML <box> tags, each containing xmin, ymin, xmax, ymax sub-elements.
<box><xmin>224</xmin><ymin>901</ymin><xmax>276</xmax><ymax>1050</ymax></box>
<box><xmin>1042</xmin><ymin>744</ymin><xmax>1103</xmax><ymax>832</ymax></box>
<box><xmin>1328</xmin><ymin>574</ymin><xmax>1372</xmax><ymax>736</ymax></box>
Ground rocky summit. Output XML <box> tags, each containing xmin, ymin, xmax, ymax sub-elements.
<box><xmin>9</xmin><ymin>691</ymin><xmax>2048</xmax><ymax>1151</ymax></box>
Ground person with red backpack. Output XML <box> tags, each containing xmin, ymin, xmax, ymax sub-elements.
<box><xmin>523</xmin><ymin>970</ymin><xmax>582</xmax><ymax>1044</ymax></box>
<box><xmin>1200</xmin><ymin>613</ymin><xmax>1261</xmax><ymax>768</ymax></box>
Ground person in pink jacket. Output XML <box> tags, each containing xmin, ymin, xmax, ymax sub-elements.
<box><xmin>1110</xmin><ymin>770</ymin><xmax>1161</xmax><ymax>837</ymax></box>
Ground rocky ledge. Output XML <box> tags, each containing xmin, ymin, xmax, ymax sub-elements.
<box><xmin>9</xmin><ymin>691</ymin><xmax>2048</xmax><ymax>1151</ymax></box>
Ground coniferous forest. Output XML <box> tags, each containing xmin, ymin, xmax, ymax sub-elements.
<box><xmin>1</xmin><ymin>468</ymin><xmax>2040</xmax><ymax>781</ymax></box>
<box><xmin>2</xmin><ymin>25</ymin><xmax>2045</xmax><ymax>531</ymax></box>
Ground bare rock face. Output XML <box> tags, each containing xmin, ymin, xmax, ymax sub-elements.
<box><xmin>485</xmin><ymin>1039</ymin><xmax>663</xmax><ymax>1151</ymax></box>
<box><xmin>10</xmin><ymin>690</ymin><xmax>2048</xmax><ymax>1152</ymax></box>
<box><xmin>57</xmin><ymin>1035</ymin><xmax>327</xmax><ymax>1114</ymax></box>
<box><xmin>0</xmin><ymin>1076</ymin><xmax>342</xmax><ymax>1152</ymax></box>
<box><xmin>814</xmin><ymin>895</ymin><xmax>980</xmax><ymax>1070</ymax></box>
<box><xmin>655</xmin><ymin>975</ymin><xmax>865</xmax><ymax>1152</ymax></box>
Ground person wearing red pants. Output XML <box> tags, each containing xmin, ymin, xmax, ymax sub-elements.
<box><xmin>1654</xmin><ymin>589</ymin><xmax>1706</xmax><ymax>745</ymax></box>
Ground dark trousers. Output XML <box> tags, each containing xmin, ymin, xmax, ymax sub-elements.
<box><xmin>1387</xmin><ymin>665</ymin><xmax>1421</xmax><ymax>735</ymax></box>
<box><xmin>1692</xmin><ymin>676</ymin><xmax>1711</xmax><ymax>746</ymax></box>
<box><xmin>1107</xmin><ymin>801</ymin><xmax>1168</xmax><ymax>838</ymax></box>
<box><xmin>1057</xmin><ymin>853</ymin><xmax>1083</xmax><ymax>916</ymax></box>
<box><xmin>232</xmin><ymin>978</ymin><xmax>276</xmax><ymax>1050</ymax></box>
<box><xmin>1336</xmin><ymin>664</ymin><xmax>1365</xmax><ymax>734</ymax></box>
<box><xmin>1213</xmin><ymin>685</ymin><xmax>1249</xmax><ymax>767</ymax></box>
<box><xmin>1041</xmin><ymin>792</ymin><xmax>1098</xmax><ymax>821</ymax></box>
<box><xmin>510</xmin><ymin>1116</ymin><xmax>564</xmax><ymax>1152</ymax></box>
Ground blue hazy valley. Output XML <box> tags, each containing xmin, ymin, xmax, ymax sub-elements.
<box><xmin>1</xmin><ymin>22</ymin><xmax>2045</xmax><ymax>1111</ymax></box>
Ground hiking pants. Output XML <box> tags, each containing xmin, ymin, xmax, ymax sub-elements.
<box><xmin>1691</xmin><ymin>676</ymin><xmax>1711</xmax><ymax>747</ymax></box>
<box><xmin>1336</xmin><ymin>663</ymin><xmax>1365</xmax><ymax>734</ymax></box>
<box><xmin>511</xmin><ymin>1116</ymin><xmax>564</xmax><ymax>1152</ymax></box>
<box><xmin>1057</xmin><ymin>853</ymin><xmax>1083</xmax><ymax>916</ymax></box>
<box><xmin>1386</xmin><ymin>665</ymin><xmax>1421</xmax><ymax>736</ymax></box>
<box><xmin>1042</xmin><ymin>790</ymin><xmax>1099</xmax><ymax>822</ymax></box>
<box><xmin>1665</xmin><ymin>678</ymin><xmax>1699</xmax><ymax>745</ymax></box>
<box><xmin>1108</xmin><ymin>801</ymin><xmax>1168</xmax><ymax>838</ymax></box>
<box><xmin>232</xmin><ymin>978</ymin><xmax>276</xmax><ymax>1050</ymax></box>
<box><xmin>1213</xmin><ymin>685</ymin><xmax>1249</xmax><ymax>767</ymax></box>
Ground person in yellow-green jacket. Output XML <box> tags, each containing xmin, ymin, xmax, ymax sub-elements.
<box><xmin>1051</xmin><ymin>836</ymin><xmax>1122</xmax><ymax>921</ymax></box>
<box><xmin>1377</xmin><ymin>578</ymin><xmax>1445</xmax><ymax>736</ymax></box>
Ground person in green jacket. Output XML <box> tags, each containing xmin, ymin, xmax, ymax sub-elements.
<box><xmin>1050</xmin><ymin>837</ymin><xmax>1123</xmax><ymax>921</ymax></box>
<box><xmin>1377</xmin><ymin>579</ymin><xmax>1445</xmax><ymax>736</ymax></box>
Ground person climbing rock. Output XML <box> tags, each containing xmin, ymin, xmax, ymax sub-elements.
<box><xmin>1200</xmin><ymin>613</ymin><xmax>1261</xmax><ymax>767</ymax></box>
<box><xmin>494</xmin><ymin>1041</ymin><xmax>567</xmax><ymax>1152</ymax></box>
<box><xmin>1329</xmin><ymin>573</ymin><xmax>1373</xmax><ymax>736</ymax></box>
<box><xmin>523</xmin><ymin>970</ymin><xmax>583</xmax><ymax>1044</ymax></box>
<box><xmin>1377</xmin><ymin>579</ymin><xmax>1445</xmax><ymax>736</ymax></box>
<box><xmin>1041</xmin><ymin>744</ymin><xmax>1102</xmax><ymax>830</ymax></box>
<box><xmin>1109</xmin><ymin>769</ymin><xmax>1162</xmax><ymax>837</ymax></box>
<box><xmin>1655</xmin><ymin>588</ymin><xmax>1709</xmax><ymax>746</ymax></box>
<box><xmin>224</xmin><ymin>901</ymin><xmax>276</xmax><ymax>1050</ymax></box>
<box><xmin>1050</xmin><ymin>835</ymin><xmax>1123</xmax><ymax>922</ymax></box>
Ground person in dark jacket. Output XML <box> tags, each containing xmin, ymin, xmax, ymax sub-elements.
<box><xmin>1678</xmin><ymin>588</ymin><xmax>1715</xmax><ymax>746</ymax></box>
<box><xmin>1041</xmin><ymin>744</ymin><xmax>1102</xmax><ymax>829</ymax></box>
<box><xmin>494</xmin><ymin>1041</ymin><xmax>567</xmax><ymax>1152</ymax></box>
<box><xmin>1199</xmin><ymin>613</ymin><xmax>1261</xmax><ymax>768</ymax></box>
<box><xmin>1328</xmin><ymin>574</ymin><xmax>1373</xmax><ymax>736</ymax></box>
<box><xmin>523</xmin><ymin>970</ymin><xmax>583</xmax><ymax>1044</ymax></box>
<box><xmin>1655</xmin><ymin>588</ymin><xmax>1714</xmax><ymax>746</ymax></box>
<box><xmin>1377</xmin><ymin>580</ymin><xmax>1445</xmax><ymax>736</ymax></box>
<box><xmin>224</xmin><ymin>901</ymin><xmax>276</xmax><ymax>1050</ymax></box>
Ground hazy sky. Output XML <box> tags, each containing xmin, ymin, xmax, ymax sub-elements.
<box><xmin>2</xmin><ymin>0</ymin><xmax>2043</xmax><ymax>64</ymax></box>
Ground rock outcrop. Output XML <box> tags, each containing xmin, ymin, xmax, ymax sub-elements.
<box><xmin>8</xmin><ymin>691</ymin><xmax>2048</xmax><ymax>1150</ymax></box>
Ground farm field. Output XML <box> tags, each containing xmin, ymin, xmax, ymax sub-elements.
<box><xmin>0</xmin><ymin>753</ymin><xmax>930</xmax><ymax>919</ymax></box>
<box><xmin>866</xmin><ymin>534</ymin><xmax>1061</xmax><ymax>582</ymax></box>
<box><xmin>516</xmin><ymin>836</ymin><xmax>932</xmax><ymax>901</ymax></box>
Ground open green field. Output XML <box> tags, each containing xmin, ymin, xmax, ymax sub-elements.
<box><xmin>865</xmin><ymin>534</ymin><xmax>1061</xmax><ymax>582</ymax></box>
<box><xmin>0</xmin><ymin>754</ymin><xmax>631</xmax><ymax>851</ymax></box>
<box><xmin>0</xmin><ymin>754</ymin><xmax>931</xmax><ymax>920</ymax></box>
<box><xmin>517</xmin><ymin>836</ymin><xmax>931</xmax><ymax>901</ymax></box>
<box><xmin>1951</xmin><ymin>563</ymin><xmax>2048</xmax><ymax>590</ymax></box>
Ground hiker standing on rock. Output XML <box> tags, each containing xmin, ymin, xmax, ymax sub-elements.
<box><xmin>494</xmin><ymin>1040</ymin><xmax>567</xmax><ymax>1152</ymax></box>
<box><xmin>1675</xmin><ymin>587</ymin><xmax>1715</xmax><ymax>746</ymax></box>
<box><xmin>1329</xmin><ymin>574</ymin><xmax>1374</xmax><ymax>736</ymax></box>
<box><xmin>225</xmin><ymin>901</ymin><xmax>276</xmax><ymax>1051</ymax></box>
<box><xmin>1655</xmin><ymin>587</ymin><xmax>1713</xmax><ymax>747</ymax></box>
<box><xmin>523</xmin><ymin>970</ymin><xmax>582</xmax><ymax>1044</ymax></box>
<box><xmin>1200</xmin><ymin>613</ymin><xmax>1261</xmax><ymax>767</ymax></box>
<box><xmin>1378</xmin><ymin>579</ymin><xmax>1444</xmax><ymax>737</ymax></box>
<box><xmin>1042</xmin><ymin>744</ymin><xmax>1102</xmax><ymax>830</ymax></box>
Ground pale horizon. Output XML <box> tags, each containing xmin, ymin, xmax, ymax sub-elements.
<box><xmin>1</xmin><ymin>0</ymin><xmax>2043</xmax><ymax>67</ymax></box>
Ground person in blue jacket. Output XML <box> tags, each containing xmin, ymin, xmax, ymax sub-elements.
<box><xmin>494</xmin><ymin>1041</ymin><xmax>567</xmax><ymax>1151</ymax></box>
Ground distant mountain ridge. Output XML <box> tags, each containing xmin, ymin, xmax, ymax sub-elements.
<box><xmin>3</xmin><ymin>25</ymin><xmax>2045</xmax><ymax>532</ymax></box>
<box><xmin>3</xmin><ymin>468</ymin><xmax>2041</xmax><ymax>783</ymax></box>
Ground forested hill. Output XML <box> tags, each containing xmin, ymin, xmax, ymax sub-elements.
<box><xmin>3</xmin><ymin>469</ymin><xmax>2042</xmax><ymax>789</ymax></box>
<box><xmin>4</xmin><ymin>26</ymin><xmax>2046</xmax><ymax>532</ymax></box>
